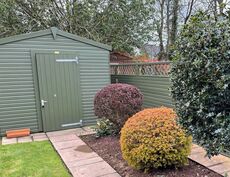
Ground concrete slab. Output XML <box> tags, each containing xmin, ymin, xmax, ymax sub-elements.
<box><xmin>48</xmin><ymin>130</ymin><xmax>120</xmax><ymax>177</ymax></box>
<box><xmin>70</xmin><ymin>161</ymin><xmax>116</xmax><ymax>177</ymax></box>
<box><xmin>52</xmin><ymin>139</ymin><xmax>85</xmax><ymax>150</ymax></box>
<box><xmin>2</xmin><ymin>137</ymin><xmax>17</xmax><ymax>145</ymax></box>
<box><xmin>33</xmin><ymin>136</ymin><xmax>49</xmax><ymax>142</ymax></box>
<box><xmin>17</xmin><ymin>136</ymin><xmax>32</xmax><ymax>143</ymax></box>
<box><xmin>81</xmin><ymin>126</ymin><xmax>96</xmax><ymax>135</ymax></box>
<box><xmin>189</xmin><ymin>144</ymin><xmax>230</xmax><ymax>176</ymax></box>
<box><xmin>46</xmin><ymin>129</ymin><xmax>79</xmax><ymax>137</ymax></box>
<box><xmin>66</xmin><ymin>156</ymin><xmax>104</xmax><ymax>168</ymax></box>
<box><xmin>58</xmin><ymin>147</ymin><xmax>98</xmax><ymax>163</ymax></box>
<box><xmin>31</xmin><ymin>132</ymin><xmax>47</xmax><ymax>138</ymax></box>
<box><xmin>209</xmin><ymin>162</ymin><xmax>230</xmax><ymax>174</ymax></box>
<box><xmin>48</xmin><ymin>134</ymin><xmax>78</xmax><ymax>143</ymax></box>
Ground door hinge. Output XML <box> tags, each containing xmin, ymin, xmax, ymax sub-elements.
<box><xmin>61</xmin><ymin>120</ymin><xmax>83</xmax><ymax>127</ymax></box>
<box><xmin>56</xmin><ymin>56</ymin><xmax>79</xmax><ymax>64</ymax></box>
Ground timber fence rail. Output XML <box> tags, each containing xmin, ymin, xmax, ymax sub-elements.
<box><xmin>110</xmin><ymin>61</ymin><xmax>171</xmax><ymax>76</ymax></box>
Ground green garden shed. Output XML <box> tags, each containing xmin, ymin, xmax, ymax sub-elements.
<box><xmin>0</xmin><ymin>27</ymin><xmax>112</xmax><ymax>135</ymax></box>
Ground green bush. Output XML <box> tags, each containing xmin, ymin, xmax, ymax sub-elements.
<box><xmin>120</xmin><ymin>107</ymin><xmax>192</xmax><ymax>170</ymax></box>
<box><xmin>94</xmin><ymin>119</ymin><xmax>118</xmax><ymax>138</ymax></box>
<box><xmin>171</xmin><ymin>11</ymin><xmax>230</xmax><ymax>156</ymax></box>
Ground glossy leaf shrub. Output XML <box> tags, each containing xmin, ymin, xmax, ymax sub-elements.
<box><xmin>120</xmin><ymin>107</ymin><xmax>192</xmax><ymax>170</ymax></box>
<box><xmin>171</xmin><ymin>11</ymin><xmax>230</xmax><ymax>156</ymax></box>
<box><xmin>94</xmin><ymin>119</ymin><xmax>118</xmax><ymax>138</ymax></box>
<box><xmin>94</xmin><ymin>84</ymin><xmax>143</xmax><ymax>130</ymax></box>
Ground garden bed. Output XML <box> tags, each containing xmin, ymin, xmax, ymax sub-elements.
<box><xmin>81</xmin><ymin>135</ymin><xmax>221</xmax><ymax>177</ymax></box>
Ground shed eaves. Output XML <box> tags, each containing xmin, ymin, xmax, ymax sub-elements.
<box><xmin>0</xmin><ymin>27</ymin><xmax>112</xmax><ymax>51</ymax></box>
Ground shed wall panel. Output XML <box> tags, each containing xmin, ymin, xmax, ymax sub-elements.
<box><xmin>0</xmin><ymin>34</ymin><xmax>110</xmax><ymax>135</ymax></box>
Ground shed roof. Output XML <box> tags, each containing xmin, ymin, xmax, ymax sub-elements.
<box><xmin>0</xmin><ymin>27</ymin><xmax>112</xmax><ymax>51</ymax></box>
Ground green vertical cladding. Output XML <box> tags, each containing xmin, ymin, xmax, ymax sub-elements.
<box><xmin>111</xmin><ymin>75</ymin><xmax>172</xmax><ymax>108</ymax></box>
<box><xmin>36</xmin><ymin>53</ymin><xmax>82</xmax><ymax>132</ymax></box>
<box><xmin>0</xmin><ymin>33</ymin><xmax>110</xmax><ymax>135</ymax></box>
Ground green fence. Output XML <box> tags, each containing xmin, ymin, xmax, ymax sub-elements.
<box><xmin>111</xmin><ymin>62</ymin><xmax>173</xmax><ymax>108</ymax></box>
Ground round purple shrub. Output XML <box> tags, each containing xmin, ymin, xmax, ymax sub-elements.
<box><xmin>94</xmin><ymin>83</ymin><xmax>143</xmax><ymax>129</ymax></box>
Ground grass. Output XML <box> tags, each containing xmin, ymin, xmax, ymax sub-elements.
<box><xmin>0</xmin><ymin>141</ymin><xmax>71</xmax><ymax>177</ymax></box>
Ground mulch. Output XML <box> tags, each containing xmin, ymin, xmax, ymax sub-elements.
<box><xmin>80</xmin><ymin>135</ymin><xmax>222</xmax><ymax>177</ymax></box>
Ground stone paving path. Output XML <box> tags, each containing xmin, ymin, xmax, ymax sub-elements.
<box><xmin>46</xmin><ymin>128</ymin><xmax>121</xmax><ymax>177</ymax></box>
<box><xmin>189</xmin><ymin>144</ymin><xmax>230</xmax><ymax>176</ymax></box>
<box><xmin>1</xmin><ymin>127</ymin><xmax>230</xmax><ymax>177</ymax></box>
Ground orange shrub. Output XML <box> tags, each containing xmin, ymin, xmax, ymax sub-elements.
<box><xmin>120</xmin><ymin>107</ymin><xmax>192</xmax><ymax>170</ymax></box>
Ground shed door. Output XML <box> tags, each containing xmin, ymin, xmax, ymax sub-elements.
<box><xmin>36</xmin><ymin>53</ymin><xmax>82</xmax><ymax>132</ymax></box>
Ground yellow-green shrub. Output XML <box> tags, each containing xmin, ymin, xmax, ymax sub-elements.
<box><xmin>120</xmin><ymin>107</ymin><xmax>192</xmax><ymax>170</ymax></box>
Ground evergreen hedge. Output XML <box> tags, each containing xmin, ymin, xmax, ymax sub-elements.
<box><xmin>171</xmin><ymin>11</ymin><xmax>230</xmax><ymax>156</ymax></box>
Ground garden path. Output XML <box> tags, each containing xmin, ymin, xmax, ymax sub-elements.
<box><xmin>46</xmin><ymin>128</ymin><xmax>121</xmax><ymax>177</ymax></box>
<box><xmin>1</xmin><ymin>128</ymin><xmax>230</xmax><ymax>176</ymax></box>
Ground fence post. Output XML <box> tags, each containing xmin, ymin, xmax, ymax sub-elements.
<box><xmin>114</xmin><ymin>65</ymin><xmax>118</xmax><ymax>75</ymax></box>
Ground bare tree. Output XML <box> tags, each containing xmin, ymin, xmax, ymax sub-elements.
<box><xmin>156</xmin><ymin>0</ymin><xmax>166</xmax><ymax>60</ymax></box>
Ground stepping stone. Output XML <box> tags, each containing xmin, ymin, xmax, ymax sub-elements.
<box><xmin>58</xmin><ymin>146</ymin><xmax>98</xmax><ymax>163</ymax></box>
<box><xmin>32</xmin><ymin>132</ymin><xmax>47</xmax><ymax>137</ymax></box>
<box><xmin>70</xmin><ymin>161</ymin><xmax>117</xmax><ymax>177</ymax></box>
<box><xmin>48</xmin><ymin>134</ymin><xmax>78</xmax><ymax>143</ymax></box>
<box><xmin>2</xmin><ymin>137</ymin><xmax>17</xmax><ymax>145</ymax></box>
<box><xmin>66</xmin><ymin>156</ymin><xmax>104</xmax><ymax>168</ymax></box>
<box><xmin>189</xmin><ymin>144</ymin><xmax>230</xmax><ymax>176</ymax></box>
<box><xmin>75</xmin><ymin>128</ymin><xmax>89</xmax><ymax>136</ymax></box>
<box><xmin>48</xmin><ymin>132</ymin><xmax>120</xmax><ymax>177</ymax></box>
<box><xmin>18</xmin><ymin>136</ymin><xmax>32</xmax><ymax>143</ymax></box>
<box><xmin>209</xmin><ymin>162</ymin><xmax>230</xmax><ymax>174</ymax></box>
<box><xmin>33</xmin><ymin>136</ymin><xmax>49</xmax><ymax>142</ymax></box>
<box><xmin>52</xmin><ymin>139</ymin><xmax>85</xmax><ymax>150</ymax></box>
<box><xmin>32</xmin><ymin>132</ymin><xmax>48</xmax><ymax>142</ymax></box>
<box><xmin>81</xmin><ymin>126</ymin><xmax>96</xmax><ymax>135</ymax></box>
<box><xmin>46</xmin><ymin>129</ymin><xmax>78</xmax><ymax>137</ymax></box>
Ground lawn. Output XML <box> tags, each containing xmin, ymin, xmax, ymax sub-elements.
<box><xmin>0</xmin><ymin>141</ymin><xmax>71</xmax><ymax>177</ymax></box>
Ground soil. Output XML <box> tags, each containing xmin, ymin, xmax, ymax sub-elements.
<box><xmin>80</xmin><ymin>135</ymin><xmax>222</xmax><ymax>177</ymax></box>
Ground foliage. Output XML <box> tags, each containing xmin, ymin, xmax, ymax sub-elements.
<box><xmin>0</xmin><ymin>141</ymin><xmax>70</xmax><ymax>177</ymax></box>
<box><xmin>120</xmin><ymin>107</ymin><xmax>192</xmax><ymax>170</ymax></box>
<box><xmin>94</xmin><ymin>119</ymin><xmax>118</xmax><ymax>138</ymax></box>
<box><xmin>94</xmin><ymin>84</ymin><xmax>143</xmax><ymax>130</ymax></box>
<box><xmin>170</xmin><ymin>11</ymin><xmax>230</xmax><ymax>156</ymax></box>
<box><xmin>0</xmin><ymin>0</ymin><xmax>154</xmax><ymax>53</ymax></box>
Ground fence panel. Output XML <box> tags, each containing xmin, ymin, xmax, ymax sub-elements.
<box><xmin>111</xmin><ymin>62</ymin><xmax>172</xmax><ymax>108</ymax></box>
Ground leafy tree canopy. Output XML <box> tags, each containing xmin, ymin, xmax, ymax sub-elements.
<box><xmin>0</xmin><ymin>0</ymin><xmax>154</xmax><ymax>53</ymax></box>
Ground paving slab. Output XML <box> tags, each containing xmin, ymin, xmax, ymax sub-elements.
<box><xmin>17</xmin><ymin>136</ymin><xmax>33</xmax><ymax>143</ymax></box>
<box><xmin>52</xmin><ymin>139</ymin><xmax>85</xmax><ymax>150</ymax></box>
<box><xmin>33</xmin><ymin>136</ymin><xmax>49</xmax><ymax>142</ymax></box>
<box><xmin>70</xmin><ymin>161</ymin><xmax>117</xmax><ymax>177</ymax></box>
<box><xmin>58</xmin><ymin>146</ymin><xmax>98</xmax><ymax>163</ymax></box>
<box><xmin>75</xmin><ymin>128</ymin><xmax>89</xmax><ymax>136</ymax></box>
<box><xmin>209</xmin><ymin>162</ymin><xmax>230</xmax><ymax>174</ymax></box>
<box><xmin>31</xmin><ymin>132</ymin><xmax>47</xmax><ymax>137</ymax></box>
<box><xmin>189</xmin><ymin>144</ymin><xmax>230</xmax><ymax>176</ymax></box>
<box><xmin>2</xmin><ymin>137</ymin><xmax>17</xmax><ymax>145</ymax></box>
<box><xmin>48</xmin><ymin>131</ymin><xmax>120</xmax><ymax>177</ymax></box>
<box><xmin>66</xmin><ymin>156</ymin><xmax>104</xmax><ymax>168</ymax></box>
<box><xmin>48</xmin><ymin>134</ymin><xmax>79</xmax><ymax>143</ymax></box>
<box><xmin>46</xmin><ymin>129</ymin><xmax>80</xmax><ymax>137</ymax></box>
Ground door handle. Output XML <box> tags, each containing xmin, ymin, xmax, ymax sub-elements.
<box><xmin>41</xmin><ymin>100</ymin><xmax>48</xmax><ymax>107</ymax></box>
